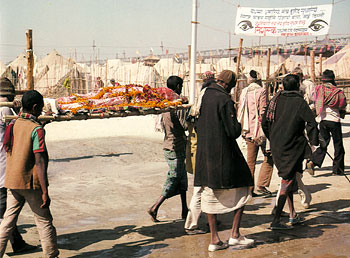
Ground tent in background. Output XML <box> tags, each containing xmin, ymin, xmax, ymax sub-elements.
<box><xmin>34</xmin><ymin>49</ymin><xmax>75</xmax><ymax>95</ymax></box>
<box><xmin>0</xmin><ymin>60</ymin><xmax>6</xmax><ymax>77</ymax></box>
<box><xmin>322</xmin><ymin>44</ymin><xmax>350</xmax><ymax>78</ymax></box>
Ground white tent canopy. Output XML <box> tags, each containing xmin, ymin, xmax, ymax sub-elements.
<box><xmin>322</xmin><ymin>44</ymin><xmax>350</xmax><ymax>78</ymax></box>
<box><xmin>34</xmin><ymin>49</ymin><xmax>76</xmax><ymax>95</ymax></box>
<box><xmin>0</xmin><ymin>60</ymin><xmax>6</xmax><ymax>76</ymax></box>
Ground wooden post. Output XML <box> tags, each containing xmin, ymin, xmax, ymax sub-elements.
<box><xmin>310</xmin><ymin>50</ymin><xmax>315</xmax><ymax>82</ymax></box>
<box><xmin>26</xmin><ymin>29</ymin><xmax>34</xmax><ymax>90</ymax></box>
<box><xmin>228</xmin><ymin>32</ymin><xmax>231</xmax><ymax>67</ymax></box>
<box><xmin>319</xmin><ymin>54</ymin><xmax>323</xmax><ymax>76</ymax></box>
<box><xmin>188</xmin><ymin>45</ymin><xmax>191</xmax><ymax>68</ymax></box>
<box><xmin>188</xmin><ymin>44</ymin><xmax>191</xmax><ymax>97</ymax></box>
<box><xmin>234</xmin><ymin>38</ymin><xmax>243</xmax><ymax>102</ymax></box>
<box><xmin>235</xmin><ymin>38</ymin><xmax>243</xmax><ymax>79</ymax></box>
<box><xmin>105</xmin><ymin>59</ymin><xmax>108</xmax><ymax>86</ymax></box>
<box><xmin>266</xmin><ymin>48</ymin><xmax>271</xmax><ymax>99</ymax></box>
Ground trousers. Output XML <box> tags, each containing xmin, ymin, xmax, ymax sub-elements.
<box><xmin>311</xmin><ymin>120</ymin><xmax>345</xmax><ymax>174</ymax></box>
<box><xmin>184</xmin><ymin>186</ymin><xmax>202</xmax><ymax>230</ymax></box>
<box><xmin>0</xmin><ymin>187</ymin><xmax>26</xmax><ymax>252</ymax></box>
<box><xmin>246</xmin><ymin>140</ymin><xmax>273</xmax><ymax>188</ymax></box>
<box><xmin>0</xmin><ymin>189</ymin><xmax>59</xmax><ymax>258</ymax></box>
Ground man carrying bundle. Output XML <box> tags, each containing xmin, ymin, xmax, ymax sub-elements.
<box><xmin>148</xmin><ymin>76</ymin><xmax>188</xmax><ymax>222</ymax></box>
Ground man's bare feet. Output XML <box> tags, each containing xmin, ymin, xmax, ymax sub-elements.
<box><xmin>147</xmin><ymin>208</ymin><xmax>160</xmax><ymax>222</ymax></box>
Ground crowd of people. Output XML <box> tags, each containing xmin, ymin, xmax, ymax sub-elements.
<box><xmin>146</xmin><ymin>68</ymin><xmax>347</xmax><ymax>252</ymax></box>
<box><xmin>0</xmin><ymin>65</ymin><xmax>347</xmax><ymax>256</ymax></box>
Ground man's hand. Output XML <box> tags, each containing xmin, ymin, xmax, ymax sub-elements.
<box><xmin>40</xmin><ymin>192</ymin><xmax>51</xmax><ymax>208</ymax></box>
<box><xmin>181</xmin><ymin>96</ymin><xmax>189</xmax><ymax>104</ymax></box>
<box><xmin>319</xmin><ymin>136</ymin><xmax>327</xmax><ymax>150</ymax></box>
<box><xmin>41</xmin><ymin>120</ymin><xmax>52</xmax><ymax>127</ymax></box>
<box><xmin>13</xmin><ymin>100</ymin><xmax>22</xmax><ymax>108</ymax></box>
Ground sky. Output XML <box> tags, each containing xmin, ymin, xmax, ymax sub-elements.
<box><xmin>0</xmin><ymin>0</ymin><xmax>349</xmax><ymax>64</ymax></box>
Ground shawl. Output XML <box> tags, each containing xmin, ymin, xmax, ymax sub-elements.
<box><xmin>265</xmin><ymin>90</ymin><xmax>282</xmax><ymax>122</ymax></box>
<box><xmin>189</xmin><ymin>88</ymin><xmax>207</xmax><ymax>118</ymax></box>
<box><xmin>237</xmin><ymin>83</ymin><xmax>262</xmax><ymax>134</ymax></box>
<box><xmin>315</xmin><ymin>83</ymin><xmax>347</xmax><ymax>115</ymax></box>
<box><xmin>266</xmin><ymin>90</ymin><xmax>304</xmax><ymax>122</ymax></box>
<box><xmin>2</xmin><ymin>112</ymin><xmax>41</xmax><ymax>153</ymax></box>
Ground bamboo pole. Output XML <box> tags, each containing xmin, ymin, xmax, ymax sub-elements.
<box><xmin>188</xmin><ymin>45</ymin><xmax>191</xmax><ymax>69</ymax></box>
<box><xmin>234</xmin><ymin>38</ymin><xmax>243</xmax><ymax>102</ymax></box>
<box><xmin>2</xmin><ymin>104</ymin><xmax>192</xmax><ymax>123</ymax></box>
<box><xmin>0</xmin><ymin>102</ymin><xmax>14</xmax><ymax>108</ymax></box>
<box><xmin>235</xmin><ymin>38</ymin><xmax>243</xmax><ymax>78</ymax></box>
<box><xmin>187</xmin><ymin>44</ymin><xmax>192</xmax><ymax>98</ymax></box>
<box><xmin>26</xmin><ymin>29</ymin><xmax>34</xmax><ymax>90</ymax></box>
<box><xmin>189</xmin><ymin>0</ymin><xmax>198</xmax><ymax>104</ymax></box>
<box><xmin>319</xmin><ymin>54</ymin><xmax>323</xmax><ymax>76</ymax></box>
<box><xmin>266</xmin><ymin>48</ymin><xmax>271</xmax><ymax>100</ymax></box>
<box><xmin>310</xmin><ymin>50</ymin><xmax>315</xmax><ymax>82</ymax></box>
<box><xmin>105</xmin><ymin>59</ymin><xmax>108</xmax><ymax>86</ymax></box>
<box><xmin>228</xmin><ymin>32</ymin><xmax>231</xmax><ymax>67</ymax></box>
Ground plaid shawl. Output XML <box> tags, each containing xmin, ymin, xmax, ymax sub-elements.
<box><xmin>265</xmin><ymin>91</ymin><xmax>282</xmax><ymax>122</ymax></box>
<box><xmin>315</xmin><ymin>83</ymin><xmax>347</xmax><ymax>115</ymax></box>
<box><xmin>2</xmin><ymin>112</ymin><xmax>41</xmax><ymax>153</ymax></box>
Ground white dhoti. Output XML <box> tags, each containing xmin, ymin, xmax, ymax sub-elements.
<box><xmin>201</xmin><ymin>186</ymin><xmax>251</xmax><ymax>214</ymax></box>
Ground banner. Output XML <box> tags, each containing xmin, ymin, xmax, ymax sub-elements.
<box><xmin>235</xmin><ymin>5</ymin><xmax>332</xmax><ymax>37</ymax></box>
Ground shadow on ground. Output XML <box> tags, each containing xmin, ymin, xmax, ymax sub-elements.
<box><xmin>50</xmin><ymin>153</ymin><xmax>133</xmax><ymax>162</ymax></box>
<box><xmin>20</xmin><ymin>198</ymin><xmax>349</xmax><ymax>257</ymax></box>
<box><xmin>59</xmin><ymin>220</ymin><xmax>187</xmax><ymax>257</ymax></box>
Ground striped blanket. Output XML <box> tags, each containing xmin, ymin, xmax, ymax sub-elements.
<box><xmin>315</xmin><ymin>83</ymin><xmax>347</xmax><ymax>115</ymax></box>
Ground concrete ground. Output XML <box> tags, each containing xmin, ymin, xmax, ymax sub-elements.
<box><xmin>3</xmin><ymin>115</ymin><xmax>350</xmax><ymax>258</ymax></box>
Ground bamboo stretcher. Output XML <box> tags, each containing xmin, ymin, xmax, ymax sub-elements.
<box><xmin>0</xmin><ymin>102</ymin><xmax>14</xmax><ymax>108</ymax></box>
<box><xmin>1</xmin><ymin>102</ymin><xmax>192</xmax><ymax>123</ymax></box>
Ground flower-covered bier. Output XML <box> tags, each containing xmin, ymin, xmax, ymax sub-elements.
<box><xmin>57</xmin><ymin>84</ymin><xmax>182</xmax><ymax>114</ymax></box>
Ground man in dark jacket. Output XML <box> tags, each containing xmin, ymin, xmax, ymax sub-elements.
<box><xmin>262</xmin><ymin>74</ymin><xmax>319</xmax><ymax>230</ymax></box>
<box><xmin>195</xmin><ymin>70</ymin><xmax>254</xmax><ymax>251</ymax></box>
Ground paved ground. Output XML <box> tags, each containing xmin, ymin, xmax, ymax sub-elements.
<box><xmin>3</xmin><ymin>115</ymin><xmax>350</xmax><ymax>258</ymax></box>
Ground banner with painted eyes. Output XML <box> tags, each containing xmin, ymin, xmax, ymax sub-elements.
<box><xmin>234</xmin><ymin>4</ymin><xmax>332</xmax><ymax>37</ymax></box>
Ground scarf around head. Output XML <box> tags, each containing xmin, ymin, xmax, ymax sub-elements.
<box><xmin>315</xmin><ymin>82</ymin><xmax>346</xmax><ymax>115</ymax></box>
<box><xmin>2</xmin><ymin>112</ymin><xmax>41</xmax><ymax>153</ymax></box>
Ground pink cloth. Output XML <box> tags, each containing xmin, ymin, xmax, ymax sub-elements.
<box><xmin>245</xmin><ymin>87</ymin><xmax>267</xmax><ymax>138</ymax></box>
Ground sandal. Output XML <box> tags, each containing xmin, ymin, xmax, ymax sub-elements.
<box><xmin>208</xmin><ymin>241</ymin><xmax>229</xmax><ymax>252</ymax></box>
<box><xmin>257</xmin><ymin>187</ymin><xmax>272</xmax><ymax>196</ymax></box>
<box><xmin>289</xmin><ymin>214</ymin><xmax>304</xmax><ymax>225</ymax></box>
<box><xmin>228</xmin><ymin>236</ymin><xmax>254</xmax><ymax>246</ymax></box>
<box><xmin>269</xmin><ymin>222</ymin><xmax>293</xmax><ymax>230</ymax></box>
<box><xmin>185</xmin><ymin>228</ymin><xmax>207</xmax><ymax>235</ymax></box>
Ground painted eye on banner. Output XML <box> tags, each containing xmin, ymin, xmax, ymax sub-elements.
<box><xmin>308</xmin><ymin>19</ymin><xmax>328</xmax><ymax>32</ymax></box>
<box><xmin>238</xmin><ymin>20</ymin><xmax>254</xmax><ymax>31</ymax></box>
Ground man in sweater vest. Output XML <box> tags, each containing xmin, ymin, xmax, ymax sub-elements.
<box><xmin>0</xmin><ymin>90</ymin><xmax>59</xmax><ymax>258</ymax></box>
<box><xmin>0</xmin><ymin>78</ymin><xmax>37</xmax><ymax>255</ymax></box>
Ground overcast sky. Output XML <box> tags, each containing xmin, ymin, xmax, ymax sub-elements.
<box><xmin>0</xmin><ymin>0</ymin><xmax>349</xmax><ymax>63</ymax></box>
